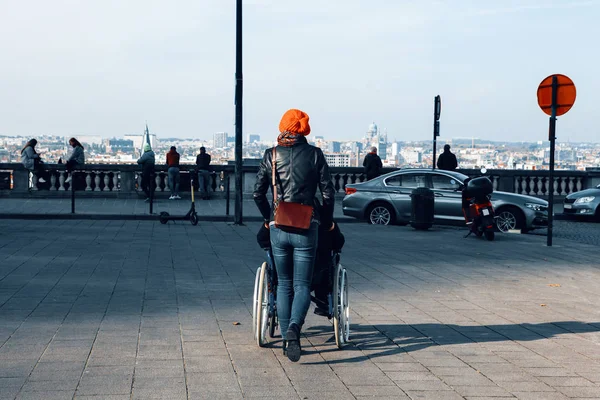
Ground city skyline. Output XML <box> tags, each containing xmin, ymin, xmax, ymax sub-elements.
<box><xmin>0</xmin><ymin>1</ymin><xmax>598</xmax><ymax>143</ymax></box>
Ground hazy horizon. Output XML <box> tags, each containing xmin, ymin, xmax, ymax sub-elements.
<box><xmin>1</xmin><ymin>0</ymin><xmax>598</xmax><ymax>143</ymax></box>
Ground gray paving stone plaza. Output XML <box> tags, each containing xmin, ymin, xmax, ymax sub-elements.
<box><xmin>1</xmin><ymin>218</ymin><xmax>600</xmax><ymax>399</ymax></box>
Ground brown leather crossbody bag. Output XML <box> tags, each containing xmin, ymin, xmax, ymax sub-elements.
<box><xmin>272</xmin><ymin>147</ymin><xmax>313</xmax><ymax>231</ymax></box>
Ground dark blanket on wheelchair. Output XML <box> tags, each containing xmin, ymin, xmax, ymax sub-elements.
<box><xmin>312</xmin><ymin>223</ymin><xmax>345</xmax><ymax>290</ymax></box>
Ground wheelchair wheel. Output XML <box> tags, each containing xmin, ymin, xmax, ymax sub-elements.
<box><xmin>252</xmin><ymin>265</ymin><xmax>262</xmax><ymax>339</ymax></box>
<box><xmin>255</xmin><ymin>263</ymin><xmax>270</xmax><ymax>347</ymax></box>
<box><xmin>333</xmin><ymin>265</ymin><xmax>350</xmax><ymax>348</ymax></box>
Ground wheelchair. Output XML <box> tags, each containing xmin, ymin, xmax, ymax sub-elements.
<box><xmin>252</xmin><ymin>249</ymin><xmax>350</xmax><ymax>349</ymax></box>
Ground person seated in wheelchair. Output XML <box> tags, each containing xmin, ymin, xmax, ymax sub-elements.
<box><xmin>312</xmin><ymin>222</ymin><xmax>345</xmax><ymax>317</ymax></box>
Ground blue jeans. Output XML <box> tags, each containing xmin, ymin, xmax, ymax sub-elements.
<box><xmin>197</xmin><ymin>170</ymin><xmax>210</xmax><ymax>197</ymax></box>
<box><xmin>168</xmin><ymin>167</ymin><xmax>180</xmax><ymax>196</ymax></box>
<box><xmin>271</xmin><ymin>223</ymin><xmax>318</xmax><ymax>339</ymax></box>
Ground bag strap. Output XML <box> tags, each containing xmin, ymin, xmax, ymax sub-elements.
<box><xmin>271</xmin><ymin>147</ymin><xmax>277</xmax><ymax>203</ymax></box>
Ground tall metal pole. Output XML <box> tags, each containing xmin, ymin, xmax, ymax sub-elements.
<box><xmin>547</xmin><ymin>75</ymin><xmax>558</xmax><ymax>247</ymax></box>
<box><xmin>432</xmin><ymin>95</ymin><xmax>441</xmax><ymax>169</ymax></box>
<box><xmin>234</xmin><ymin>0</ymin><xmax>244</xmax><ymax>225</ymax></box>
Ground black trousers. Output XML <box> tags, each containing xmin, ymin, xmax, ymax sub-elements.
<box><xmin>141</xmin><ymin>172</ymin><xmax>156</xmax><ymax>198</ymax></box>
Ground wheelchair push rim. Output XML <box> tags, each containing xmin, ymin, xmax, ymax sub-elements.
<box><xmin>256</xmin><ymin>263</ymin><xmax>271</xmax><ymax>347</ymax></box>
<box><xmin>252</xmin><ymin>265</ymin><xmax>263</xmax><ymax>339</ymax></box>
<box><xmin>333</xmin><ymin>266</ymin><xmax>350</xmax><ymax>348</ymax></box>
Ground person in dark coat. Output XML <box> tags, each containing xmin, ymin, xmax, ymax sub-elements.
<box><xmin>311</xmin><ymin>221</ymin><xmax>345</xmax><ymax>316</ymax></box>
<box><xmin>137</xmin><ymin>144</ymin><xmax>156</xmax><ymax>201</ymax></box>
<box><xmin>437</xmin><ymin>144</ymin><xmax>458</xmax><ymax>171</ymax></box>
<box><xmin>253</xmin><ymin>108</ymin><xmax>335</xmax><ymax>363</ymax></box>
<box><xmin>363</xmin><ymin>147</ymin><xmax>383</xmax><ymax>181</ymax></box>
<box><xmin>195</xmin><ymin>147</ymin><xmax>211</xmax><ymax>200</ymax></box>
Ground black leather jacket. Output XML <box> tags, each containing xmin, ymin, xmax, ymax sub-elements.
<box><xmin>253</xmin><ymin>138</ymin><xmax>335</xmax><ymax>227</ymax></box>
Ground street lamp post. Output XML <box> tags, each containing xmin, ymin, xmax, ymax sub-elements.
<box><xmin>234</xmin><ymin>0</ymin><xmax>244</xmax><ymax>225</ymax></box>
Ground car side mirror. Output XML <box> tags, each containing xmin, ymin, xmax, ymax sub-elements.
<box><xmin>457</xmin><ymin>184</ymin><xmax>465</xmax><ymax>191</ymax></box>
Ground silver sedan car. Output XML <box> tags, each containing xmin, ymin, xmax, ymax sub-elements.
<box><xmin>342</xmin><ymin>169</ymin><xmax>549</xmax><ymax>232</ymax></box>
<box><xmin>563</xmin><ymin>185</ymin><xmax>600</xmax><ymax>221</ymax></box>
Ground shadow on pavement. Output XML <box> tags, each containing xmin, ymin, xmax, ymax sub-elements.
<box><xmin>303</xmin><ymin>321</ymin><xmax>600</xmax><ymax>364</ymax></box>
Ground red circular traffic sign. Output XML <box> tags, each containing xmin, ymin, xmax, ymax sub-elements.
<box><xmin>537</xmin><ymin>74</ymin><xmax>576</xmax><ymax>116</ymax></box>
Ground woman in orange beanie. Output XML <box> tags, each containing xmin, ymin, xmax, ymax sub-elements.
<box><xmin>254</xmin><ymin>109</ymin><xmax>335</xmax><ymax>362</ymax></box>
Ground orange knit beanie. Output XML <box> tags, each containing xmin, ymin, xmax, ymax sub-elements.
<box><xmin>278</xmin><ymin>109</ymin><xmax>311</xmax><ymax>136</ymax></box>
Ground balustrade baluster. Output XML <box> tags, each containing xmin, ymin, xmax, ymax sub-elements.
<box><xmin>334</xmin><ymin>174</ymin><xmax>341</xmax><ymax>192</ymax></box>
<box><xmin>567</xmin><ymin>177</ymin><xmax>575</xmax><ymax>195</ymax></box>
<box><xmin>84</xmin><ymin>172</ymin><xmax>92</xmax><ymax>191</ymax></box>
<box><xmin>540</xmin><ymin>177</ymin><xmax>547</xmax><ymax>196</ymax></box>
<box><xmin>576</xmin><ymin>177</ymin><xmax>583</xmax><ymax>192</ymax></box>
<box><xmin>58</xmin><ymin>171</ymin><xmax>66</xmax><ymax>191</ymax></box>
<box><xmin>554</xmin><ymin>177</ymin><xmax>560</xmax><ymax>196</ymax></box>
<box><xmin>49</xmin><ymin>173</ymin><xmax>57</xmax><ymax>191</ymax></box>
<box><xmin>155</xmin><ymin>174</ymin><xmax>162</xmax><ymax>192</ymax></box>
<box><xmin>94</xmin><ymin>172</ymin><xmax>101</xmax><ymax>191</ymax></box>
<box><xmin>342</xmin><ymin>174</ymin><xmax>349</xmax><ymax>191</ymax></box>
<box><xmin>514</xmin><ymin>176</ymin><xmax>520</xmax><ymax>194</ymax></box>
<box><xmin>524</xmin><ymin>177</ymin><xmax>531</xmax><ymax>195</ymax></box>
<box><xmin>532</xmin><ymin>177</ymin><xmax>540</xmax><ymax>195</ymax></box>
<box><xmin>103</xmin><ymin>172</ymin><xmax>110</xmax><ymax>191</ymax></box>
<box><xmin>113</xmin><ymin>172</ymin><xmax>119</xmax><ymax>191</ymax></box>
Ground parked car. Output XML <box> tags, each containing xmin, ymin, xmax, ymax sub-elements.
<box><xmin>563</xmin><ymin>184</ymin><xmax>600</xmax><ymax>221</ymax></box>
<box><xmin>342</xmin><ymin>169</ymin><xmax>549</xmax><ymax>232</ymax></box>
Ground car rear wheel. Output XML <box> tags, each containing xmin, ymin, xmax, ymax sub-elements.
<box><xmin>495</xmin><ymin>207</ymin><xmax>523</xmax><ymax>233</ymax></box>
<box><xmin>367</xmin><ymin>203</ymin><xmax>394</xmax><ymax>225</ymax></box>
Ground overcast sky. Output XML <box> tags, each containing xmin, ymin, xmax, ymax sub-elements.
<box><xmin>0</xmin><ymin>0</ymin><xmax>598</xmax><ymax>143</ymax></box>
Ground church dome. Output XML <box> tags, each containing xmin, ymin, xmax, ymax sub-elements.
<box><xmin>368</xmin><ymin>122</ymin><xmax>377</xmax><ymax>132</ymax></box>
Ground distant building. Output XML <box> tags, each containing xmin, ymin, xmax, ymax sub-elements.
<box><xmin>401</xmin><ymin>150</ymin><xmax>422</xmax><ymax>164</ymax></box>
<box><xmin>390</xmin><ymin>142</ymin><xmax>401</xmax><ymax>164</ymax></box>
<box><xmin>327</xmin><ymin>141</ymin><xmax>341</xmax><ymax>153</ymax></box>
<box><xmin>125</xmin><ymin>125</ymin><xmax>156</xmax><ymax>156</ymax></box>
<box><xmin>214</xmin><ymin>132</ymin><xmax>228</xmax><ymax>148</ymax></box>
<box><xmin>247</xmin><ymin>134</ymin><xmax>260</xmax><ymax>143</ymax></box>
<box><xmin>0</xmin><ymin>148</ymin><xmax>9</xmax><ymax>162</ymax></box>
<box><xmin>364</xmin><ymin>122</ymin><xmax>387</xmax><ymax>160</ymax></box>
<box><xmin>325</xmin><ymin>153</ymin><xmax>350</xmax><ymax>167</ymax></box>
<box><xmin>106</xmin><ymin>139</ymin><xmax>134</xmax><ymax>153</ymax></box>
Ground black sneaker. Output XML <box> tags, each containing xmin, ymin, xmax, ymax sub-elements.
<box><xmin>285</xmin><ymin>323</ymin><xmax>301</xmax><ymax>362</ymax></box>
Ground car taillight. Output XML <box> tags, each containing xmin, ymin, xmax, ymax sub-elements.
<box><xmin>345</xmin><ymin>187</ymin><xmax>357</xmax><ymax>195</ymax></box>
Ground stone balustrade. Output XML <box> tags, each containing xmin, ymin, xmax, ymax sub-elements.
<box><xmin>0</xmin><ymin>163</ymin><xmax>598</xmax><ymax>199</ymax></box>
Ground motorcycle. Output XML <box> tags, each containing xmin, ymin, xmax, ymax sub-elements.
<box><xmin>462</xmin><ymin>168</ymin><xmax>495</xmax><ymax>241</ymax></box>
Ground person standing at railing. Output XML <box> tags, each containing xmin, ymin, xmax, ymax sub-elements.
<box><xmin>64</xmin><ymin>138</ymin><xmax>85</xmax><ymax>184</ymax></box>
<box><xmin>437</xmin><ymin>144</ymin><xmax>458</xmax><ymax>171</ymax></box>
<box><xmin>21</xmin><ymin>139</ymin><xmax>48</xmax><ymax>184</ymax></box>
<box><xmin>166</xmin><ymin>146</ymin><xmax>181</xmax><ymax>200</ymax></box>
<box><xmin>137</xmin><ymin>144</ymin><xmax>156</xmax><ymax>202</ymax></box>
<box><xmin>195</xmin><ymin>146</ymin><xmax>211</xmax><ymax>200</ymax></box>
<box><xmin>363</xmin><ymin>146</ymin><xmax>382</xmax><ymax>181</ymax></box>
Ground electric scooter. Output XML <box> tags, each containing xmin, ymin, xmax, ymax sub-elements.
<box><xmin>462</xmin><ymin>168</ymin><xmax>495</xmax><ymax>241</ymax></box>
<box><xmin>159</xmin><ymin>171</ymin><xmax>199</xmax><ymax>226</ymax></box>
